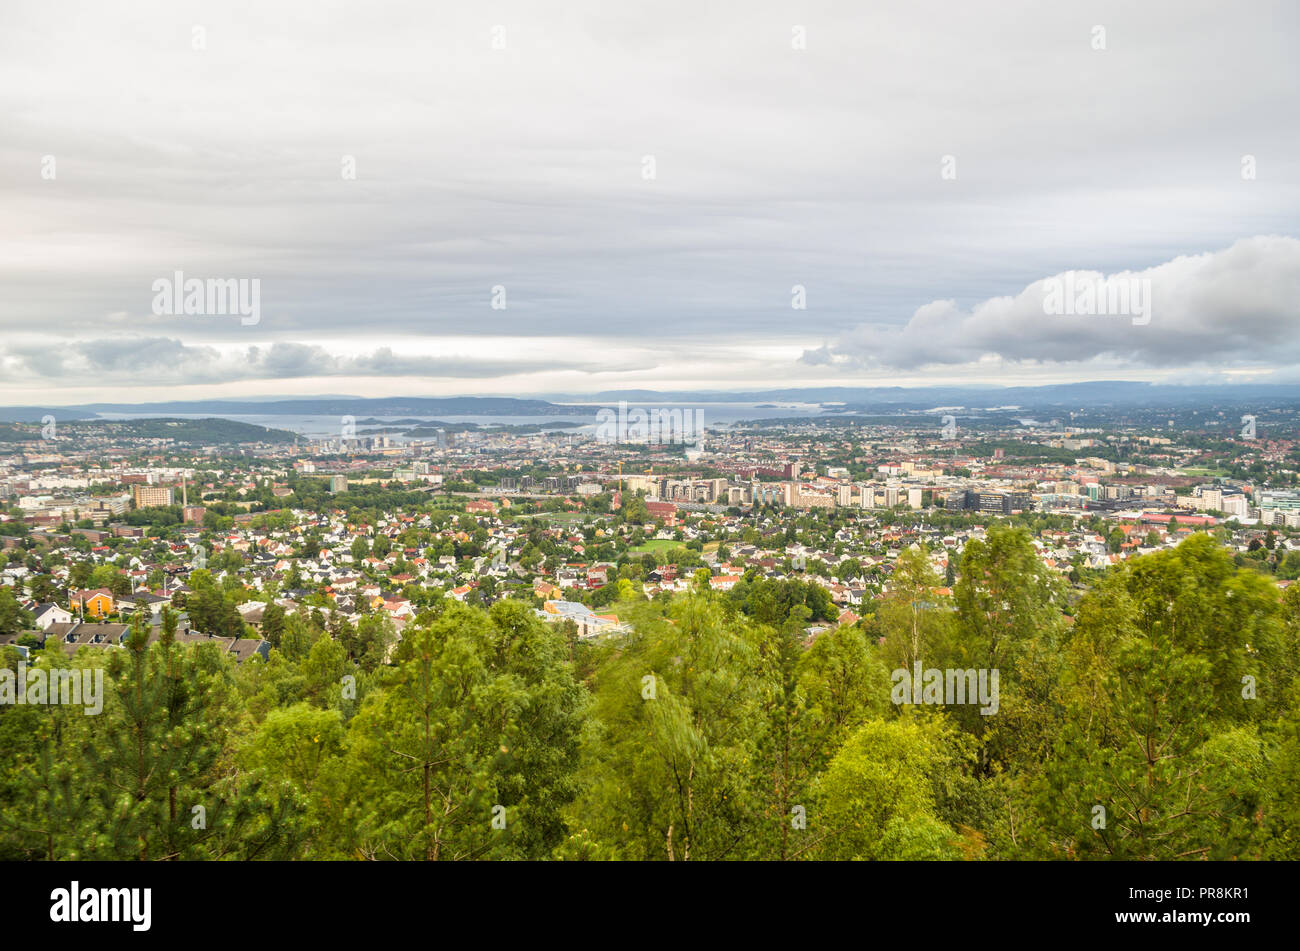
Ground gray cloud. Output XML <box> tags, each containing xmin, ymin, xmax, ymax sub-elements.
<box><xmin>804</xmin><ymin>237</ymin><xmax>1300</xmax><ymax>370</ymax></box>
<box><xmin>1</xmin><ymin>339</ymin><xmax>603</xmax><ymax>384</ymax></box>
<box><xmin>0</xmin><ymin>1</ymin><xmax>1297</xmax><ymax>398</ymax></box>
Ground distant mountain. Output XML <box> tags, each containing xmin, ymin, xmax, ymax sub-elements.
<box><xmin>0</xmin><ymin>396</ymin><xmax>597</xmax><ymax>422</ymax></box>
<box><xmin>543</xmin><ymin>382</ymin><xmax>1300</xmax><ymax>410</ymax></box>
<box><xmin>7</xmin><ymin>383</ymin><xmax>1300</xmax><ymax>424</ymax></box>
<box><xmin>0</xmin><ymin>417</ymin><xmax>297</xmax><ymax>444</ymax></box>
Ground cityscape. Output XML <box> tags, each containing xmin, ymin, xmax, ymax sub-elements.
<box><xmin>3</xmin><ymin>387</ymin><xmax>1300</xmax><ymax>870</ymax></box>
<box><xmin>1</xmin><ymin>0</ymin><xmax>1294</xmax><ymax>934</ymax></box>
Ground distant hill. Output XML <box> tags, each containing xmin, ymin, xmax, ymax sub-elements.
<box><xmin>8</xmin><ymin>383</ymin><xmax>1300</xmax><ymax>424</ymax></box>
<box><xmin>0</xmin><ymin>417</ymin><xmax>297</xmax><ymax>445</ymax></box>
<box><xmin>0</xmin><ymin>397</ymin><xmax>597</xmax><ymax>421</ymax></box>
<box><xmin>544</xmin><ymin>382</ymin><xmax>1300</xmax><ymax>410</ymax></box>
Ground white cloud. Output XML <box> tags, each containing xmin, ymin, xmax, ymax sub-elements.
<box><xmin>806</xmin><ymin>236</ymin><xmax>1300</xmax><ymax>371</ymax></box>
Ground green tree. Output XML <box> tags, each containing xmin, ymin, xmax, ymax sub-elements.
<box><xmin>81</xmin><ymin>615</ymin><xmax>239</xmax><ymax>859</ymax></box>
<box><xmin>813</xmin><ymin>715</ymin><xmax>963</xmax><ymax>860</ymax></box>
<box><xmin>326</xmin><ymin>602</ymin><xmax>584</xmax><ymax>860</ymax></box>
<box><xmin>1032</xmin><ymin>536</ymin><xmax>1274</xmax><ymax>859</ymax></box>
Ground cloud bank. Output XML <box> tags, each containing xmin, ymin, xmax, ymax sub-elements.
<box><xmin>803</xmin><ymin>237</ymin><xmax>1300</xmax><ymax>371</ymax></box>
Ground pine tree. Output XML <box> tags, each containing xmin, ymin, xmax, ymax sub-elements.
<box><xmin>82</xmin><ymin>611</ymin><xmax>236</xmax><ymax>859</ymax></box>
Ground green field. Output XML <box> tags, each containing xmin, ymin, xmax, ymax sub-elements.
<box><xmin>628</xmin><ymin>539</ymin><xmax>685</xmax><ymax>554</ymax></box>
<box><xmin>528</xmin><ymin>512</ymin><xmax>589</xmax><ymax>526</ymax></box>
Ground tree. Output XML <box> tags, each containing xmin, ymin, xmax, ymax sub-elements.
<box><xmin>241</xmin><ymin>702</ymin><xmax>344</xmax><ymax>852</ymax></box>
<box><xmin>951</xmin><ymin>525</ymin><xmax>1065</xmax><ymax>775</ymax></box>
<box><xmin>877</xmin><ymin>547</ymin><xmax>948</xmax><ymax>672</ymax></box>
<box><xmin>326</xmin><ymin>602</ymin><xmax>584</xmax><ymax>860</ymax></box>
<box><xmin>798</xmin><ymin>622</ymin><xmax>893</xmax><ymax>756</ymax></box>
<box><xmin>836</xmin><ymin>558</ymin><xmax>862</xmax><ymax>583</ymax></box>
<box><xmin>0</xmin><ymin>587</ymin><xmax>32</xmax><ymax>637</ymax></box>
<box><xmin>0</xmin><ymin>642</ymin><xmax>97</xmax><ymax>859</ymax></box>
<box><xmin>813</xmin><ymin>716</ymin><xmax>962</xmax><ymax>860</ymax></box>
<box><xmin>1032</xmin><ymin>535</ymin><xmax>1274</xmax><ymax>859</ymax></box>
<box><xmin>261</xmin><ymin>602</ymin><xmax>287</xmax><ymax>648</ymax></box>
<box><xmin>953</xmin><ymin>525</ymin><xmax>1062</xmax><ymax>677</ymax></box>
<box><xmin>567</xmin><ymin>597</ymin><xmax>764</xmax><ymax>859</ymax></box>
<box><xmin>81</xmin><ymin>614</ymin><xmax>238</xmax><ymax>859</ymax></box>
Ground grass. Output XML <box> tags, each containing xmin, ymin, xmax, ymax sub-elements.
<box><xmin>628</xmin><ymin>539</ymin><xmax>686</xmax><ymax>554</ymax></box>
<box><xmin>530</xmin><ymin>512</ymin><xmax>589</xmax><ymax>526</ymax></box>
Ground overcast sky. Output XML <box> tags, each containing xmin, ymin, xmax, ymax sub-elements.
<box><xmin>2</xmin><ymin>0</ymin><xmax>1297</xmax><ymax>404</ymax></box>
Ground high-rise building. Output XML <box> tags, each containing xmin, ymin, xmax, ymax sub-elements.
<box><xmin>132</xmin><ymin>485</ymin><xmax>173</xmax><ymax>509</ymax></box>
<box><xmin>944</xmin><ymin>490</ymin><xmax>969</xmax><ymax>511</ymax></box>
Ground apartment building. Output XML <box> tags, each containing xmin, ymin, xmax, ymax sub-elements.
<box><xmin>131</xmin><ymin>484</ymin><xmax>174</xmax><ymax>509</ymax></box>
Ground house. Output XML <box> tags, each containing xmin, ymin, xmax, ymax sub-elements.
<box><xmin>0</xmin><ymin>634</ymin><xmax>31</xmax><ymax>659</ymax></box>
<box><xmin>32</xmin><ymin>603</ymin><xmax>73</xmax><ymax>630</ymax></box>
<box><xmin>117</xmin><ymin>590</ymin><xmax>173</xmax><ymax>617</ymax></box>
<box><xmin>44</xmin><ymin>621</ymin><xmax>131</xmax><ymax>656</ymax></box>
<box><xmin>537</xmin><ymin>600</ymin><xmax>624</xmax><ymax>639</ymax></box>
<box><xmin>222</xmin><ymin>636</ymin><xmax>272</xmax><ymax>663</ymax></box>
<box><xmin>534</xmin><ymin>581</ymin><xmax>563</xmax><ymax>600</ymax></box>
<box><xmin>69</xmin><ymin>588</ymin><xmax>115</xmax><ymax>619</ymax></box>
<box><xmin>382</xmin><ymin>598</ymin><xmax>414</xmax><ymax>619</ymax></box>
<box><xmin>237</xmin><ymin>601</ymin><xmax>267</xmax><ymax>628</ymax></box>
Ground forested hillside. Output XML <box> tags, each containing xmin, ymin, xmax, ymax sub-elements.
<box><xmin>3</xmin><ymin>529</ymin><xmax>1298</xmax><ymax>860</ymax></box>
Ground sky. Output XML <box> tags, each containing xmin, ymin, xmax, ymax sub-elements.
<box><xmin>1</xmin><ymin>0</ymin><xmax>1298</xmax><ymax>405</ymax></box>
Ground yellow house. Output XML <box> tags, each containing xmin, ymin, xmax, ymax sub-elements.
<box><xmin>70</xmin><ymin>588</ymin><xmax>115</xmax><ymax>618</ymax></box>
